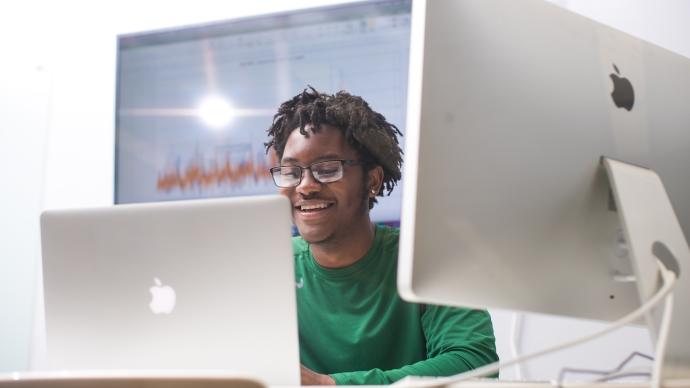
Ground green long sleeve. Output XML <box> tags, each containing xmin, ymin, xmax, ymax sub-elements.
<box><xmin>294</xmin><ymin>225</ymin><xmax>498</xmax><ymax>385</ymax></box>
<box><xmin>329</xmin><ymin>307</ymin><xmax>497</xmax><ymax>385</ymax></box>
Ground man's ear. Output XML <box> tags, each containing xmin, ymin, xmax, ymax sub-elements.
<box><xmin>367</xmin><ymin>165</ymin><xmax>384</xmax><ymax>197</ymax></box>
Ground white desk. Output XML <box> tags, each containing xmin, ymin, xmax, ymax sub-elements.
<box><xmin>1</xmin><ymin>372</ymin><xmax>689</xmax><ymax>388</ymax></box>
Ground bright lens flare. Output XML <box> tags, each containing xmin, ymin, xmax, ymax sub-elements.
<box><xmin>197</xmin><ymin>96</ymin><xmax>234</xmax><ymax>128</ymax></box>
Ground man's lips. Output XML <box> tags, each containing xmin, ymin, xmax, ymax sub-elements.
<box><xmin>294</xmin><ymin>200</ymin><xmax>335</xmax><ymax>213</ymax></box>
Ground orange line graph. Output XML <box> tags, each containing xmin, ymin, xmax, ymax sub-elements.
<box><xmin>157</xmin><ymin>151</ymin><xmax>278</xmax><ymax>192</ymax></box>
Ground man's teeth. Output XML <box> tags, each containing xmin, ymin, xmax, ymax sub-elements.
<box><xmin>300</xmin><ymin>203</ymin><xmax>330</xmax><ymax>211</ymax></box>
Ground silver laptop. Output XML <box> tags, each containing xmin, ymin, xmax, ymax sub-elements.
<box><xmin>39</xmin><ymin>195</ymin><xmax>299</xmax><ymax>386</ymax></box>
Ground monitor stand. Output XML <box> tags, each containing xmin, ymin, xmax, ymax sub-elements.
<box><xmin>603</xmin><ymin>157</ymin><xmax>690</xmax><ymax>379</ymax></box>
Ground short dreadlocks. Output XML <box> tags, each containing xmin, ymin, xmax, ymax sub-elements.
<box><xmin>265</xmin><ymin>87</ymin><xmax>403</xmax><ymax>209</ymax></box>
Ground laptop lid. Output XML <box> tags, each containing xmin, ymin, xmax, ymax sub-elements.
<box><xmin>39</xmin><ymin>195</ymin><xmax>299</xmax><ymax>386</ymax></box>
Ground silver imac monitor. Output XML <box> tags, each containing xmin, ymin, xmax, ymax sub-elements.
<box><xmin>398</xmin><ymin>0</ymin><xmax>690</xmax><ymax>378</ymax></box>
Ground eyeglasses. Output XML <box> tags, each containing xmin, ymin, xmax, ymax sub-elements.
<box><xmin>269</xmin><ymin>159</ymin><xmax>363</xmax><ymax>188</ymax></box>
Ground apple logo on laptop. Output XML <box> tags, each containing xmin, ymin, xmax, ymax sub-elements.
<box><xmin>610</xmin><ymin>64</ymin><xmax>635</xmax><ymax>111</ymax></box>
<box><xmin>149</xmin><ymin>277</ymin><xmax>176</xmax><ymax>314</ymax></box>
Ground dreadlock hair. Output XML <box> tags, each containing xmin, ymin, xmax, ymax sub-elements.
<box><xmin>265</xmin><ymin>86</ymin><xmax>403</xmax><ymax>209</ymax></box>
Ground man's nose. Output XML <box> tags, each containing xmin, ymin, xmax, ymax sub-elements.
<box><xmin>296</xmin><ymin>168</ymin><xmax>321</xmax><ymax>195</ymax></box>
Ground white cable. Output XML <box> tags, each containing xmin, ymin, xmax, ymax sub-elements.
<box><xmin>650</xmin><ymin>263</ymin><xmax>675</xmax><ymax>388</ymax></box>
<box><xmin>395</xmin><ymin>259</ymin><xmax>677</xmax><ymax>388</ymax></box>
<box><xmin>509</xmin><ymin>312</ymin><xmax>525</xmax><ymax>380</ymax></box>
<box><xmin>595</xmin><ymin>366</ymin><xmax>652</xmax><ymax>383</ymax></box>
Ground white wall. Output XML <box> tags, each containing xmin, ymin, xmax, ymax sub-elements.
<box><xmin>0</xmin><ymin>14</ymin><xmax>52</xmax><ymax>370</ymax></box>
<box><xmin>1</xmin><ymin>0</ymin><xmax>688</xmax><ymax>378</ymax></box>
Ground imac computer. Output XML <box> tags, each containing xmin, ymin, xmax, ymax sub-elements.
<box><xmin>398</xmin><ymin>0</ymin><xmax>690</xmax><ymax>380</ymax></box>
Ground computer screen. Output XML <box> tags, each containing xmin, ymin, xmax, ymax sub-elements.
<box><xmin>115</xmin><ymin>0</ymin><xmax>411</xmax><ymax>225</ymax></box>
<box><xmin>398</xmin><ymin>0</ymin><xmax>690</xmax><ymax>375</ymax></box>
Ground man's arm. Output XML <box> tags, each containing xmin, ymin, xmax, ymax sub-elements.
<box><xmin>302</xmin><ymin>364</ymin><xmax>336</xmax><ymax>385</ymax></box>
<box><xmin>328</xmin><ymin>307</ymin><xmax>498</xmax><ymax>385</ymax></box>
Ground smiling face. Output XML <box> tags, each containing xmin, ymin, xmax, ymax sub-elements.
<box><xmin>279</xmin><ymin>124</ymin><xmax>380</xmax><ymax>245</ymax></box>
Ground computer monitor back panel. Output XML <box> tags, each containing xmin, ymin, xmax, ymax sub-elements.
<box><xmin>398</xmin><ymin>0</ymin><xmax>690</xmax><ymax>322</ymax></box>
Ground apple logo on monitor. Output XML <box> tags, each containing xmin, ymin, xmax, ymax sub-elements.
<box><xmin>610</xmin><ymin>63</ymin><xmax>635</xmax><ymax>111</ymax></box>
<box><xmin>149</xmin><ymin>277</ymin><xmax>176</xmax><ymax>314</ymax></box>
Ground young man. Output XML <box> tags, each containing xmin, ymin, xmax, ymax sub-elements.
<box><xmin>266</xmin><ymin>87</ymin><xmax>498</xmax><ymax>385</ymax></box>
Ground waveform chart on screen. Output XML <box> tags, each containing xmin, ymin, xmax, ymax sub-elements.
<box><xmin>156</xmin><ymin>144</ymin><xmax>277</xmax><ymax>195</ymax></box>
<box><xmin>117</xmin><ymin>130</ymin><xmax>280</xmax><ymax>203</ymax></box>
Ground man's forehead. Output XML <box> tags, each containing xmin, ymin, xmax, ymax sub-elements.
<box><xmin>285</xmin><ymin>125</ymin><xmax>345</xmax><ymax>148</ymax></box>
<box><xmin>281</xmin><ymin>126</ymin><xmax>356</xmax><ymax>164</ymax></box>
<box><xmin>290</xmin><ymin>122</ymin><xmax>339</xmax><ymax>135</ymax></box>
<box><xmin>281</xmin><ymin>154</ymin><xmax>343</xmax><ymax>165</ymax></box>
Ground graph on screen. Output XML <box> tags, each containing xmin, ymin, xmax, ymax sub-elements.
<box><xmin>156</xmin><ymin>144</ymin><xmax>277</xmax><ymax>193</ymax></box>
<box><xmin>115</xmin><ymin>0</ymin><xmax>411</xmax><ymax>223</ymax></box>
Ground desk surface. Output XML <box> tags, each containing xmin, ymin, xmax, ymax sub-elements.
<box><xmin>1</xmin><ymin>372</ymin><xmax>689</xmax><ymax>388</ymax></box>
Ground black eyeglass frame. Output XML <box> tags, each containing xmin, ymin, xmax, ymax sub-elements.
<box><xmin>269</xmin><ymin>159</ymin><xmax>364</xmax><ymax>188</ymax></box>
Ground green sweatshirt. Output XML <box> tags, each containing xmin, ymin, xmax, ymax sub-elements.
<box><xmin>293</xmin><ymin>224</ymin><xmax>498</xmax><ymax>385</ymax></box>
